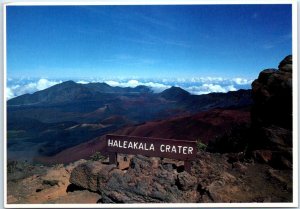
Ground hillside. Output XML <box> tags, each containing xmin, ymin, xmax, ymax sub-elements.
<box><xmin>35</xmin><ymin>108</ymin><xmax>250</xmax><ymax>164</ymax></box>
<box><xmin>7</xmin><ymin>83</ymin><xmax>252</xmax><ymax>162</ymax></box>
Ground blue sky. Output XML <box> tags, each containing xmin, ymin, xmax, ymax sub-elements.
<box><xmin>7</xmin><ymin>4</ymin><xmax>292</xmax><ymax>80</ymax></box>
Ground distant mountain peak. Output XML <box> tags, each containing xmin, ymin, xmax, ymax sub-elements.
<box><xmin>169</xmin><ymin>86</ymin><xmax>189</xmax><ymax>92</ymax></box>
<box><xmin>58</xmin><ymin>80</ymin><xmax>77</xmax><ymax>86</ymax></box>
<box><xmin>63</xmin><ymin>80</ymin><xmax>77</xmax><ymax>84</ymax></box>
<box><xmin>49</xmin><ymin>80</ymin><xmax>80</xmax><ymax>90</ymax></box>
<box><xmin>160</xmin><ymin>86</ymin><xmax>190</xmax><ymax>100</ymax></box>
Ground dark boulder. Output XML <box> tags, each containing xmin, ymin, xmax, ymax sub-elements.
<box><xmin>70</xmin><ymin>155</ymin><xmax>199</xmax><ymax>203</ymax></box>
<box><xmin>70</xmin><ymin>161</ymin><xmax>115</xmax><ymax>192</ymax></box>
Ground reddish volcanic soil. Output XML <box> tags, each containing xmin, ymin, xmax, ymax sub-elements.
<box><xmin>116</xmin><ymin>108</ymin><xmax>250</xmax><ymax>143</ymax></box>
<box><xmin>35</xmin><ymin>108</ymin><xmax>250</xmax><ymax>164</ymax></box>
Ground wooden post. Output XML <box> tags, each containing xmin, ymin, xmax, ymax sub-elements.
<box><xmin>184</xmin><ymin>160</ymin><xmax>192</xmax><ymax>174</ymax></box>
<box><xmin>109</xmin><ymin>152</ymin><xmax>117</xmax><ymax>164</ymax></box>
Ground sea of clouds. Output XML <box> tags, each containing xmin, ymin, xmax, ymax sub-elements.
<box><xmin>6</xmin><ymin>77</ymin><xmax>253</xmax><ymax>100</ymax></box>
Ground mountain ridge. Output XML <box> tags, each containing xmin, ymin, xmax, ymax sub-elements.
<box><xmin>8</xmin><ymin>81</ymin><xmax>153</xmax><ymax>105</ymax></box>
<box><xmin>8</xmin><ymin>80</ymin><xmax>250</xmax><ymax>106</ymax></box>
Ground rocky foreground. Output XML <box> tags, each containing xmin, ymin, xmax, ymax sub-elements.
<box><xmin>7</xmin><ymin>151</ymin><xmax>292</xmax><ymax>203</ymax></box>
<box><xmin>70</xmin><ymin>153</ymin><xmax>293</xmax><ymax>203</ymax></box>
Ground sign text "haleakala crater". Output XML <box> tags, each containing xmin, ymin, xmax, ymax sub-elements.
<box><xmin>108</xmin><ymin>139</ymin><xmax>194</xmax><ymax>154</ymax></box>
<box><xmin>106</xmin><ymin>135</ymin><xmax>196</xmax><ymax>161</ymax></box>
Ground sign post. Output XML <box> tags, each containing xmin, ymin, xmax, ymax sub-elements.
<box><xmin>106</xmin><ymin>134</ymin><xmax>197</xmax><ymax>173</ymax></box>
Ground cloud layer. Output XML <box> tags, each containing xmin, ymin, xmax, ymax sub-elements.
<box><xmin>105</xmin><ymin>79</ymin><xmax>171</xmax><ymax>93</ymax></box>
<box><xmin>7</xmin><ymin>79</ymin><xmax>62</xmax><ymax>100</ymax></box>
<box><xmin>6</xmin><ymin>77</ymin><xmax>253</xmax><ymax>100</ymax></box>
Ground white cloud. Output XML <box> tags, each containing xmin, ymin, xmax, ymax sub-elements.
<box><xmin>227</xmin><ymin>85</ymin><xmax>237</xmax><ymax>91</ymax></box>
<box><xmin>143</xmin><ymin>82</ymin><xmax>171</xmax><ymax>93</ymax></box>
<box><xmin>76</xmin><ymin>80</ymin><xmax>89</xmax><ymax>84</ymax></box>
<box><xmin>7</xmin><ymin>78</ymin><xmax>61</xmax><ymax>100</ymax></box>
<box><xmin>105</xmin><ymin>80</ymin><xmax>120</xmax><ymax>87</ymax></box>
<box><xmin>6</xmin><ymin>87</ymin><xmax>15</xmax><ymax>100</ymax></box>
<box><xmin>186</xmin><ymin>84</ymin><xmax>237</xmax><ymax>95</ymax></box>
<box><xmin>203</xmin><ymin>84</ymin><xmax>227</xmax><ymax>92</ymax></box>
<box><xmin>105</xmin><ymin>79</ymin><xmax>171</xmax><ymax>93</ymax></box>
<box><xmin>232</xmin><ymin>78</ymin><xmax>252</xmax><ymax>85</ymax></box>
<box><xmin>36</xmin><ymin>78</ymin><xmax>59</xmax><ymax>90</ymax></box>
<box><xmin>127</xmin><ymin>79</ymin><xmax>139</xmax><ymax>87</ymax></box>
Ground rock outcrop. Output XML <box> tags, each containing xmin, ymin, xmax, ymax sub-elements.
<box><xmin>251</xmin><ymin>55</ymin><xmax>293</xmax><ymax>169</ymax></box>
<box><xmin>252</xmin><ymin>55</ymin><xmax>292</xmax><ymax>129</ymax></box>
<box><xmin>70</xmin><ymin>155</ymin><xmax>199</xmax><ymax>203</ymax></box>
<box><xmin>69</xmin><ymin>153</ymin><xmax>292</xmax><ymax>203</ymax></box>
